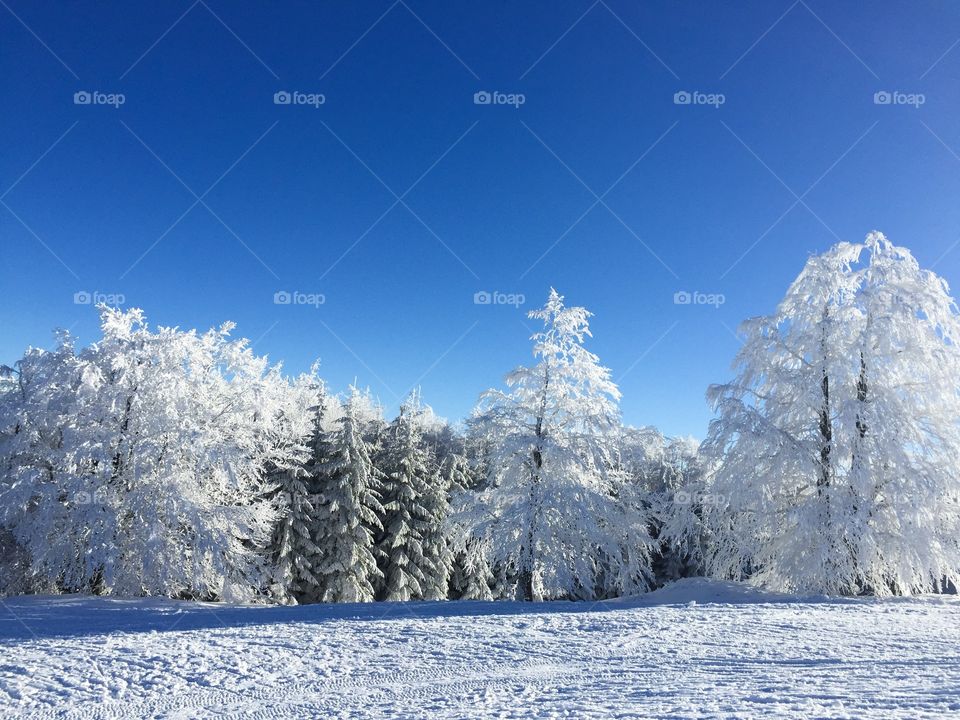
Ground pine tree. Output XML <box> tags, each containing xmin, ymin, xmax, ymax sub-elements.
<box><xmin>449</xmin><ymin>538</ymin><xmax>494</xmax><ymax>600</ymax></box>
<box><xmin>270</xmin><ymin>372</ymin><xmax>326</xmax><ymax>604</ymax></box>
<box><xmin>443</xmin><ymin>452</ymin><xmax>491</xmax><ymax>599</ymax></box>
<box><xmin>442</xmin><ymin>452</ymin><xmax>476</xmax><ymax>494</ymax></box>
<box><xmin>420</xmin><ymin>458</ymin><xmax>451</xmax><ymax>600</ymax></box>
<box><xmin>313</xmin><ymin>388</ymin><xmax>386</xmax><ymax>603</ymax></box>
<box><xmin>647</xmin><ymin>436</ymin><xmax>705</xmax><ymax>585</ymax></box>
<box><xmin>376</xmin><ymin>395</ymin><xmax>440</xmax><ymax>601</ymax></box>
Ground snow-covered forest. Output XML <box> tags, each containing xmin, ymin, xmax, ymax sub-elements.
<box><xmin>2</xmin><ymin>232</ymin><xmax>959</xmax><ymax>603</ymax></box>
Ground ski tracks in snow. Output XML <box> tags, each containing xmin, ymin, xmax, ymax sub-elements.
<box><xmin>2</xmin><ymin>587</ymin><xmax>960</xmax><ymax>718</ymax></box>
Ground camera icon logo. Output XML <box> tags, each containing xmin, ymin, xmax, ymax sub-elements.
<box><xmin>74</xmin><ymin>290</ymin><xmax>92</xmax><ymax>305</ymax></box>
<box><xmin>673</xmin><ymin>90</ymin><xmax>692</xmax><ymax>105</ymax></box>
<box><xmin>473</xmin><ymin>290</ymin><xmax>492</xmax><ymax>305</ymax></box>
<box><xmin>74</xmin><ymin>91</ymin><xmax>92</xmax><ymax>105</ymax></box>
<box><xmin>473</xmin><ymin>91</ymin><xmax>492</xmax><ymax>105</ymax></box>
<box><xmin>673</xmin><ymin>290</ymin><xmax>692</xmax><ymax>305</ymax></box>
<box><xmin>274</xmin><ymin>290</ymin><xmax>292</xmax><ymax>305</ymax></box>
<box><xmin>274</xmin><ymin>91</ymin><xmax>292</xmax><ymax>105</ymax></box>
<box><xmin>873</xmin><ymin>90</ymin><xmax>892</xmax><ymax>105</ymax></box>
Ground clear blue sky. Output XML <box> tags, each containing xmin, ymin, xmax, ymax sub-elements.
<box><xmin>3</xmin><ymin>1</ymin><xmax>960</xmax><ymax>438</ymax></box>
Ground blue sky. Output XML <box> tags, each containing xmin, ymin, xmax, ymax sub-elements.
<box><xmin>3</xmin><ymin>1</ymin><xmax>960</xmax><ymax>438</ymax></box>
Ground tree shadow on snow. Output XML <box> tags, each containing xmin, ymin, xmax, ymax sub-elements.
<box><xmin>0</xmin><ymin>578</ymin><xmax>950</xmax><ymax>642</ymax></box>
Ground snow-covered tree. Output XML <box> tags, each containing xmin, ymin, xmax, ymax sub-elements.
<box><xmin>420</xmin><ymin>460</ymin><xmax>452</xmax><ymax>601</ymax></box>
<box><xmin>448</xmin><ymin>537</ymin><xmax>494</xmax><ymax>600</ymax></box>
<box><xmin>313</xmin><ymin>387</ymin><xmax>386</xmax><ymax>603</ymax></box>
<box><xmin>376</xmin><ymin>393</ymin><xmax>447</xmax><ymax>601</ymax></box>
<box><xmin>346</xmin><ymin>387</ymin><xmax>387</xmax><ymax>449</ymax></box>
<box><xmin>440</xmin><ymin>451</ymin><xmax>478</xmax><ymax>495</ymax></box>
<box><xmin>0</xmin><ymin>334</ymin><xmax>80</xmax><ymax>594</ymax></box>
<box><xmin>270</xmin><ymin>369</ymin><xmax>326</xmax><ymax>603</ymax></box>
<box><xmin>0</xmin><ymin>307</ymin><xmax>306</xmax><ymax>601</ymax></box>
<box><xmin>698</xmin><ymin>233</ymin><xmax>960</xmax><ymax>595</ymax></box>
<box><xmin>452</xmin><ymin>289</ymin><xmax>654</xmax><ymax>601</ymax></box>
<box><xmin>647</xmin><ymin>436</ymin><xmax>706</xmax><ymax>584</ymax></box>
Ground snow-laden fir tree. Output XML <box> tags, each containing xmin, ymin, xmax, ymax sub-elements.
<box><xmin>451</xmin><ymin>289</ymin><xmax>654</xmax><ymax>601</ymax></box>
<box><xmin>448</xmin><ymin>537</ymin><xmax>495</xmax><ymax>600</ymax></box>
<box><xmin>270</xmin><ymin>369</ymin><xmax>326</xmax><ymax>604</ymax></box>
<box><xmin>347</xmin><ymin>387</ymin><xmax>387</xmax><ymax>451</ymax></box>
<box><xmin>443</xmin><ymin>452</ymin><xmax>491</xmax><ymax>599</ymax></box>
<box><xmin>697</xmin><ymin>233</ymin><xmax>960</xmax><ymax>595</ymax></box>
<box><xmin>441</xmin><ymin>450</ymin><xmax>481</xmax><ymax>494</ymax></box>
<box><xmin>376</xmin><ymin>393</ymin><xmax>447</xmax><ymax>601</ymax></box>
<box><xmin>313</xmin><ymin>387</ymin><xmax>386</xmax><ymax>603</ymax></box>
<box><xmin>420</xmin><ymin>465</ymin><xmax>452</xmax><ymax>600</ymax></box>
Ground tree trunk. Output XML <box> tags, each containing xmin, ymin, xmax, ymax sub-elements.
<box><xmin>521</xmin><ymin>365</ymin><xmax>549</xmax><ymax>602</ymax></box>
<box><xmin>816</xmin><ymin>310</ymin><xmax>836</xmax><ymax>588</ymax></box>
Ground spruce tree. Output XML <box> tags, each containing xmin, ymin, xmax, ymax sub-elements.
<box><xmin>314</xmin><ymin>389</ymin><xmax>386</xmax><ymax>603</ymax></box>
<box><xmin>420</xmin><ymin>460</ymin><xmax>451</xmax><ymax>600</ymax></box>
<box><xmin>377</xmin><ymin>395</ymin><xmax>441</xmax><ymax>601</ymax></box>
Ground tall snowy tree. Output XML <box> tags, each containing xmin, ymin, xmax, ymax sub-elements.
<box><xmin>269</xmin><ymin>369</ymin><xmax>326</xmax><ymax>604</ymax></box>
<box><xmin>697</xmin><ymin>233</ymin><xmax>960</xmax><ymax>595</ymax></box>
<box><xmin>451</xmin><ymin>289</ymin><xmax>654</xmax><ymax>601</ymax></box>
<box><xmin>443</xmin><ymin>452</ymin><xmax>490</xmax><ymax>599</ymax></box>
<box><xmin>420</xmin><ymin>456</ymin><xmax>452</xmax><ymax>601</ymax></box>
<box><xmin>313</xmin><ymin>387</ymin><xmax>386</xmax><ymax>603</ymax></box>
<box><xmin>376</xmin><ymin>393</ymin><xmax>447</xmax><ymax>601</ymax></box>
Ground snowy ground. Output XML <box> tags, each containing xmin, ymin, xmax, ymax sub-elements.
<box><xmin>1</xmin><ymin>580</ymin><xmax>958</xmax><ymax>719</ymax></box>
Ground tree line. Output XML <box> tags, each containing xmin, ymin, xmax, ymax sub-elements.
<box><xmin>1</xmin><ymin>231</ymin><xmax>958</xmax><ymax>602</ymax></box>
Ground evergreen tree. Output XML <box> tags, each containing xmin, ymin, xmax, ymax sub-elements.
<box><xmin>420</xmin><ymin>458</ymin><xmax>452</xmax><ymax>600</ymax></box>
<box><xmin>270</xmin><ymin>372</ymin><xmax>326</xmax><ymax>603</ymax></box>
<box><xmin>449</xmin><ymin>538</ymin><xmax>494</xmax><ymax>600</ymax></box>
<box><xmin>314</xmin><ymin>388</ymin><xmax>386</xmax><ymax>603</ymax></box>
<box><xmin>648</xmin><ymin>437</ymin><xmax>705</xmax><ymax>585</ymax></box>
<box><xmin>377</xmin><ymin>394</ymin><xmax>441</xmax><ymax>601</ymax></box>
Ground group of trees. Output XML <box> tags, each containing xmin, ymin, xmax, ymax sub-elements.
<box><xmin>1</xmin><ymin>232</ymin><xmax>959</xmax><ymax>601</ymax></box>
<box><xmin>0</xmin><ymin>291</ymin><xmax>693</xmax><ymax>603</ymax></box>
<box><xmin>0</xmin><ymin>304</ymin><xmax>462</xmax><ymax>603</ymax></box>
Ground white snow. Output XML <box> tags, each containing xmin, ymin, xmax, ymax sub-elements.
<box><xmin>1</xmin><ymin>579</ymin><xmax>958</xmax><ymax>718</ymax></box>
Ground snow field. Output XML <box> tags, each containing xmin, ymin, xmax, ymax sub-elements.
<box><xmin>1</xmin><ymin>580</ymin><xmax>958</xmax><ymax>719</ymax></box>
